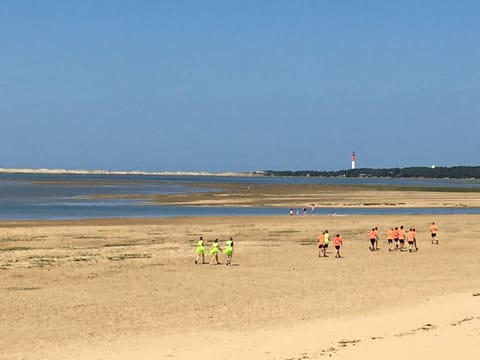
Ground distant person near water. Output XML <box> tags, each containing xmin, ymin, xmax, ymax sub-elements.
<box><xmin>430</xmin><ymin>222</ymin><xmax>439</xmax><ymax>244</ymax></box>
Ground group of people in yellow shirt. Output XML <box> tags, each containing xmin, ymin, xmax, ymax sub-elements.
<box><xmin>195</xmin><ymin>236</ymin><xmax>234</xmax><ymax>266</ymax></box>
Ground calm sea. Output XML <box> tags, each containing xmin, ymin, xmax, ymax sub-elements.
<box><xmin>0</xmin><ymin>173</ymin><xmax>479</xmax><ymax>220</ymax></box>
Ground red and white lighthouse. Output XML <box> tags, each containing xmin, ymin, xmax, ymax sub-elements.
<box><xmin>351</xmin><ymin>151</ymin><xmax>356</xmax><ymax>169</ymax></box>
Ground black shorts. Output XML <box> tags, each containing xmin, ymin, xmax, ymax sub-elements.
<box><xmin>335</xmin><ymin>245</ymin><xmax>340</xmax><ymax>250</ymax></box>
<box><xmin>318</xmin><ymin>244</ymin><xmax>324</xmax><ymax>249</ymax></box>
<box><xmin>399</xmin><ymin>239</ymin><xmax>405</xmax><ymax>244</ymax></box>
<box><xmin>388</xmin><ymin>239</ymin><xmax>393</xmax><ymax>243</ymax></box>
<box><xmin>431</xmin><ymin>233</ymin><xmax>437</xmax><ymax>238</ymax></box>
<box><xmin>324</xmin><ymin>244</ymin><xmax>329</xmax><ymax>248</ymax></box>
<box><xmin>408</xmin><ymin>241</ymin><xmax>414</xmax><ymax>244</ymax></box>
<box><xmin>369</xmin><ymin>239</ymin><xmax>376</xmax><ymax>246</ymax></box>
<box><xmin>394</xmin><ymin>238</ymin><xmax>399</xmax><ymax>242</ymax></box>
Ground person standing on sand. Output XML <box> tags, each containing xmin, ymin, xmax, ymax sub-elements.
<box><xmin>209</xmin><ymin>238</ymin><xmax>222</xmax><ymax>265</ymax></box>
<box><xmin>333</xmin><ymin>234</ymin><xmax>343</xmax><ymax>258</ymax></box>
<box><xmin>412</xmin><ymin>228</ymin><xmax>418</xmax><ymax>250</ymax></box>
<box><xmin>407</xmin><ymin>228</ymin><xmax>415</xmax><ymax>252</ymax></box>
<box><xmin>195</xmin><ymin>236</ymin><xmax>206</xmax><ymax>264</ymax></box>
<box><xmin>318</xmin><ymin>232</ymin><xmax>326</xmax><ymax>257</ymax></box>
<box><xmin>398</xmin><ymin>225</ymin><xmax>406</xmax><ymax>251</ymax></box>
<box><xmin>430</xmin><ymin>222</ymin><xmax>439</xmax><ymax>244</ymax></box>
<box><xmin>387</xmin><ymin>227</ymin><xmax>395</xmax><ymax>251</ymax></box>
<box><xmin>393</xmin><ymin>227</ymin><xmax>400</xmax><ymax>250</ymax></box>
<box><xmin>323</xmin><ymin>230</ymin><xmax>330</xmax><ymax>255</ymax></box>
<box><xmin>224</xmin><ymin>237</ymin><xmax>234</xmax><ymax>266</ymax></box>
<box><xmin>368</xmin><ymin>228</ymin><xmax>378</xmax><ymax>252</ymax></box>
<box><xmin>374</xmin><ymin>227</ymin><xmax>379</xmax><ymax>250</ymax></box>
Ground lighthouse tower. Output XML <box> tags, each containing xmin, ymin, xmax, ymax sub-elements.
<box><xmin>351</xmin><ymin>151</ymin><xmax>356</xmax><ymax>170</ymax></box>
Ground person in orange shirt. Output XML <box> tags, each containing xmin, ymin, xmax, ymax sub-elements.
<box><xmin>393</xmin><ymin>227</ymin><xmax>400</xmax><ymax>250</ymax></box>
<box><xmin>317</xmin><ymin>232</ymin><xmax>326</xmax><ymax>257</ymax></box>
<box><xmin>407</xmin><ymin>228</ymin><xmax>415</xmax><ymax>252</ymax></box>
<box><xmin>398</xmin><ymin>225</ymin><xmax>406</xmax><ymax>251</ymax></box>
<box><xmin>368</xmin><ymin>228</ymin><xmax>378</xmax><ymax>252</ymax></box>
<box><xmin>374</xmin><ymin>227</ymin><xmax>379</xmax><ymax>250</ymax></box>
<box><xmin>387</xmin><ymin>227</ymin><xmax>395</xmax><ymax>251</ymax></box>
<box><xmin>412</xmin><ymin>228</ymin><xmax>418</xmax><ymax>251</ymax></box>
<box><xmin>430</xmin><ymin>222</ymin><xmax>438</xmax><ymax>244</ymax></box>
<box><xmin>333</xmin><ymin>234</ymin><xmax>343</xmax><ymax>258</ymax></box>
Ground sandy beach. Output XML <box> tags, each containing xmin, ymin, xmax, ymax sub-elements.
<box><xmin>1</xmin><ymin>185</ymin><xmax>480</xmax><ymax>359</ymax></box>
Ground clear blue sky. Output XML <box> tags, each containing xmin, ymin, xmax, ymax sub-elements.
<box><xmin>1</xmin><ymin>1</ymin><xmax>479</xmax><ymax>172</ymax></box>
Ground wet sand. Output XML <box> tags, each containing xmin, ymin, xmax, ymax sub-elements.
<box><xmin>93</xmin><ymin>182</ymin><xmax>480</xmax><ymax>208</ymax></box>
<box><xmin>1</xmin><ymin>186</ymin><xmax>480</xmax><ymax>359</ymax></box>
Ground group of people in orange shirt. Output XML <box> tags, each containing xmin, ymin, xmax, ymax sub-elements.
<box><xmin>371</xmin><ymin>222</ymin><xmax>439</xmax><ymax>252</ymax></box>
<box><xmin>381</xmin><ymin>226</ymin><xmax>418</xmax><ymax>252</ymax></box>
<box><xmin>317</xmin><ymin>222</ymin><xmax>439</xmax><ymax>257</ymax></box>
<box><xmin>317</xmin><ymin>230</ymin><xmax>344</xmax><ymax>258</ymax></box>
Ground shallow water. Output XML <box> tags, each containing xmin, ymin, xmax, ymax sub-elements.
<box><xmin>0</xmin><ymin>173</ymin><xmax>479</xmax><ymax>220</ymax></box>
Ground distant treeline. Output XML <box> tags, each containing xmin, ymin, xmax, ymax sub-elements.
<box><xmin>260</xmin><ymin>166</ymin><xmax>480</xmax><ymax>179</ymax></box>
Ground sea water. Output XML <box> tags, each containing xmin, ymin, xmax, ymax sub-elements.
<box><xmin>0</xmin><ymin>173</ymin><xmax>479</xmax><ymax>220</ymax></box>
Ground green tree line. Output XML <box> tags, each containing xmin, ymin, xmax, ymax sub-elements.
<box><xmin>261</xmin><ymin>166</ymin><xmax>480</xmax><ymax>179</ymax></box>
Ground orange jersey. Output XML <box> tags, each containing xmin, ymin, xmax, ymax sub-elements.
<box><xmin>318</xmin><ymin>234</ymin><xmax>325</xmax><ymax>245</ymax></box>
<box><xmin>431</xmin><ymin>224</ymin><xmax>438</xmax><ymax>234</ymax></box>
<box><xmin>387</xmin><ymin>229</ymin><xmax>395</xmax><ymax>239</ymax></box>
<box><xmin>368</xmin><ymin>230</ymin><xmax>377</xmax><ymax>239</ymax></box>
<box><xmin>393</xmin><ymin>229</ymin><xmax>400</xmax><ymax>238</ymax></box>
<box><xmin>333</xmin><ymin>236</ymin><xmax>343</xmax><ymax>246</ymax></box>
<box><xmin>407</xmin><ymin>231</ymin><xmax>415</xmax><ymax>241</ymax></box>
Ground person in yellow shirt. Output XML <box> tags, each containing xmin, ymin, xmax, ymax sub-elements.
<box><xmin>209</xmin><ymin>238</ymin><xmax>222</xmax><ymax>265</ymax></box>
<box><xmin>223</xmin><ymin>237</ymin><xmax>234</xmax><ymax>266</ymax></box>
<box><xmin>195</xmin><ymin>236</ymin><xmax>206</xmax><ymax>264</ymax></box>
<box><xmin>323</xmin><ymin>230</ymin><xmax>330</xmax><ymax>256</ymax></box>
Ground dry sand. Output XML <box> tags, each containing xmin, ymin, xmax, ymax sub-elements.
<box><xmin>1</xmin><ymin>186</ymin><xmax>480</xmax><ymax>359</ymax></box>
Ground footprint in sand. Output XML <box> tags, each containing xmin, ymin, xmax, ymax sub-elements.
<box><xmin>451</xmin><ymin>316</ymin><xmax>474</xmax><ymax>326</ymax></box>
<box><xmin>395</xmin><ymin>323</ymin><xmax>437</xmax><ymax>337</ymax></box>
